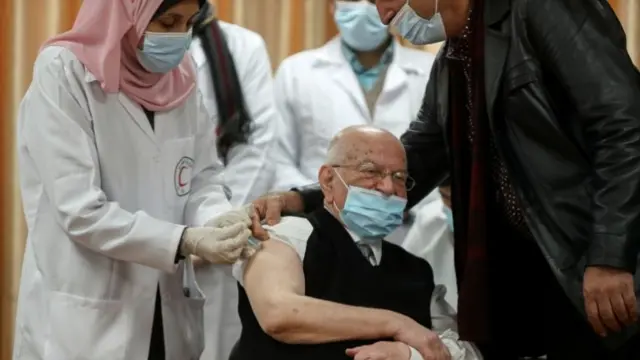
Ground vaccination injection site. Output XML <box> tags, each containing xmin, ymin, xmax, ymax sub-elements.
<box><xmin>2</xmin><ymin>0</ymin><xmax>640</xmax><ymax>359</ymax></box>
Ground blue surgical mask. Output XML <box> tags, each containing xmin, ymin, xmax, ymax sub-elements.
<box><xmin>333</xmin><ymin>170</ymin><xmax>407</xmax><ymax>239</ymax></box>
<box><xmin>390</xmin><ymin>0</ymin><xmax>447</xmax><ymax>45</ymax></box>
<box><xmin>137</xmin><ymin>31</ymin><xmax>192</xmax><ymax>73</ymax></box>
<box><xmin>443</xmin><ymin>206</ymin><xmax>454</xmax><ymax>232</ymax></box>
<box><xmin>334</xmin><ymin>1</ymin><xmax>389</xmax><ymax>51</ymax></box>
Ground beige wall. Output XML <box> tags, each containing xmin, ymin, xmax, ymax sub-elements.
<box><xmin>0</xmin><ymin>0</ymin><xmax>633</xmax><ymax>358</ymax></box>
<box><xmin>617</xmin><ymin>0</ymin><xmax>640</xmax><ymax>65</ymax></box>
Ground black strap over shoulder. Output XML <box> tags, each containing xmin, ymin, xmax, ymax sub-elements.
<box><xmin>193</xmin><ymin>3</ymin><xmax>252</xmax><ymax>164</ymax></box>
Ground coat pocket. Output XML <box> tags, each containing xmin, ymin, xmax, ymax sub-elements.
<box><xmin>183</xmin><ymin>297</ymin><xmax>206</xmax><ymax>359</ymax></box>
<box><xmin>163</xmin><ymin>294</ymin><xmax>206</xmax><ymax>360</ymax></box>
<box><xmin>44</xmin><ymin>292</ymin><xmax>127</xmax><ymax>360</ymax></box>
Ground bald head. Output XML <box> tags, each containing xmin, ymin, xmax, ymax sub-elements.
<box><xmin>319</xmin><ymin>125</ymin><xmax>408</xmax><ymax>210</ymax></box>
<box><xmin>325</xmin><ymin>125</ymin><xmax>405</xmax><ymax>166</ymax></box>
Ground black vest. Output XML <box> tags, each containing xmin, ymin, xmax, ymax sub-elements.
<box><xmin>229</xmin><ymin>209</ymin><xmax>435</xmax><ymax>360</ymax></box>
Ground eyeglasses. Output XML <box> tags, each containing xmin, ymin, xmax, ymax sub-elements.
<box><xmin>331</xmin><ymin>163</ymin><xmax>416</xmax><ymax>191</ymax></box>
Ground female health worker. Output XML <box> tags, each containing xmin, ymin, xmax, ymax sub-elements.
<box><xmin>12</xmin><ymin>0</ymin><xmax>255</xmax><ymax>359</ymax></box>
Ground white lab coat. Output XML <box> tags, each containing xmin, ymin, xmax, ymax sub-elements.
<box><xmin>386</xmin><ymin>188</ymin><xmax>442</xmax><ymax>246</ymax></box>
<box><xmin>271</xmin><ymin>37</ymin><xmax>435</xmax><ymax>191</ymax></box>
<box><xmin>402</xmin><ymin>200</ymin><xmax>458</xmax><ymax>310</ymax></box>
<box><xmin>191</xmin><ymin>21</ymin><xmax>277</xmax><ymax>205</ymax></box>
<box><xmin>189</xmin><ymin>22</ymin><xmax>278</xmax><ymax>360</ymax></box>
<box><xmin>13</xmin><ymin>46</ymin><xmax>231</xmax><ymax>360</ymax></box>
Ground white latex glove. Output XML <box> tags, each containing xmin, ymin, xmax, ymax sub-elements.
<box><xmin>208</xmin><ymin>204</ymin><xmax>263</xmax><ymax>253</ymax></box>
<box><xmin>191</xmin><ymin>244</ymin><xmax>259</xmax><ymax>267</ymax></box>
<box><xmin>180</xmin><ymin>223</ymin><xmax>251</xmax><ymax>264</ymax></box>
<box><xmin>205</xmin><ymin>205</ymin><xmax>254</xmax><ymax>228</ymax></box>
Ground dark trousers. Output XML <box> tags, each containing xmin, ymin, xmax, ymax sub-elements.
<box><xmin>148</xmin><ymin>286</ymin><xmax>165</xmax><ymax>360</ymax></box>
<box><xmin>479</xmin><ymin>217</ymin><xmax>640</xmax><ymax>359</ymax></box>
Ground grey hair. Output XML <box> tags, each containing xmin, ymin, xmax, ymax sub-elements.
<box><xmin>325</xmin><ymin>136</ymin><xmax>349</xmax><ymax>165</ymax></box>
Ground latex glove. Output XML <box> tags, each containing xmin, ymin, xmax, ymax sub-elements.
<box><xmin>207</xmin><ymin>205</ymin><xmax>268</xmax><ymax>247</ymax></box>
<box><xmin>191</xmin><ymin>206</ymin><xmax>263</xmax><ymax>268</ymax></box>
<box><xmin>180</xmin><ymin>223</ymin><xmax>251</xmax><ymax>264</ymax></box>
<box><xmin>205</xmin><ymin>205</ymin><xmax>256</xmax><ymax>248</ymax></box>
<box><xmin>205</xmin><ymin>205</ymin><xmax>254</xmax><ymax>228</ymax></box>
<box><xmin>191</xmin><ymin>237</ymin><xmax>260</xmax><ymax>268</ymax></box>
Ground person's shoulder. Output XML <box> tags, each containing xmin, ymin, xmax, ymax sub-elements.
<box><xmin>265</xmin><ymin>216</ymin><xmax>314</xmax><ymax>243</ymax></box>
<box><xmin>513</xmin><ymin>0</ymin><xmax>586</xmax><ymax>22</ymax></box>
<box><xmin>33</xmin><ymin>46</ymin><xmax>88</xmax><ymax>84</ymax></box>
<box><xmin>260</xmin><ymin>216</ymin><xmax>315</xmax><ymax>261</ymax></box>
<box><xmin>414</xmin><ymin>200</ymin><xmax>447</xmax><ymax>224</ymax></box>
<box><xmin>396</xmin><ymin>44</ymin><xmax>437</xmax><ymax>70</ymax></box>
<box><xmin>190</xmin><ymin>21</ymin><xmax>269</xmax><ymax>70</ymax></box>
<box><xmin>218</xmin><ymin>21</ymin><xmax>267</xmax><ymax>53</ymax></box>
<box><xmin>30</xmin><ymin>46</ymin><xmax>96</xmax><ymax>105</ymax></box>
<box><xmin>276</xmin><ymin>46</ymin><xmax>325</xmax><ymax>74</ymax></box>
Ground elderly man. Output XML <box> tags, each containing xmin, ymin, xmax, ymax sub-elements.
<box><xmin>230</xmin><ymin>126</ymin><xmax>480</xmax><ymax>360</ymax></box>
<box><xmin>271</xmin><ymin>0</ymin><xmax>437</xmax><ymax>247</ymax></box>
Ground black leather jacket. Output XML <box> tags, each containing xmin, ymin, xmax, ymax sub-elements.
<box><xmin>298</xmin><ymin>0</ymin><xmax>640</xmax><ymax>347</ymax></box>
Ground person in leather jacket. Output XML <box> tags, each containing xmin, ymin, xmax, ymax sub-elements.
<box><xmin>252</xmin><ymin>0</ymin><xmax>640</xmax><ymax>358</ymax></box>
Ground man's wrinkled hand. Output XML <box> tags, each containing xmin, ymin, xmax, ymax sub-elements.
<box><xmin>253</xmin><ymin>194</ymin><xmax>287</xmax><ymax>225</ymax></box>
<box><xmin>392</xmin><ymin>317</ymin><xmax>451</xmax><ymax>360</ymax></box>
<box><xmin>251</xmin><ymin>193</ymin><xmax>288</xmax><ymax>241</ymax></box>
<box><xmin>584</xmin><ymin>265</ymin><xmax>638</xmax><ymax>337</ymax></box>
<box><xmin>346</xmin><ymin>341</ymin><xmax>411</xmax><ymax>360</ymax></box>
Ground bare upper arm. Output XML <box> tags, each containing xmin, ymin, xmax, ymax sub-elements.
<box><xmin>230</xmin><ymin>216</ymin><xmax>313</xmax><ymax>324</ymax></box>
<box><xmin>242</xmin><ymin>238</ymin><xmax>305</xmax><ymax>321</ymax></box>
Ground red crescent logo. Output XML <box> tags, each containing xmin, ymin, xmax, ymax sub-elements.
<box><xmin>178</xmin><ymin>166</ymin><xmax>188</xmax><ymax>187</ymax></box>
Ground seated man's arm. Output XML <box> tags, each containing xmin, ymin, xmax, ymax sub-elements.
<box><xmin>235</xmin><ymin>227</ymin><xmax>404</xmax><ymax>344</ymax></box>
<box><xmin>346</xmin><ymin>286</ymin><xmax>483</xmax><ymax>360</ymax></box>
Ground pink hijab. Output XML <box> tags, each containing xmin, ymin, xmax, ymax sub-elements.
<box><xmin>43</xmin><ymin>0</ymin><xmax>195</xmax><ymax>112</ymax></box>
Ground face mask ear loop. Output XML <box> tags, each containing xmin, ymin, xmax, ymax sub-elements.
<box><xmin>331</xmin><ymin>168</ymin><xmax>350</xmax><ymax>214</ymax></box>
<box><xmin>333</xmin><ymin>201</ymin><xmax>341</xmax><ymax>214</ymax></box>
<box><xmin>434</xmin><ymin>0</ymin><xmax>439</xmax><ymax>16</ymax></box>
<box><xmin>333</xmin><ymin>168</ymin><xmax>350</xmax><ymax>191</ymax></box>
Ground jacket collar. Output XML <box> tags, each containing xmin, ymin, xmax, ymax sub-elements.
<box><xmin>485</xmin><ymin>0</ymin><xmax>511</xmax><ymax>27</ymax></box>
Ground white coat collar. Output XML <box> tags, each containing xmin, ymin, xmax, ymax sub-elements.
<box><xmin>311</xmin><ymin>36</ymin><xmax>426</xmax><ymax>77</ymax></box>
<box><xmin>309</xmin><ymin>36</ymin><xmax>425</xmax><ymax>113</ymax></box>
<box><xmin>84</xmin><ymin>70</ymin><xmax>97</xmax><ymax>83</ymax></box>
